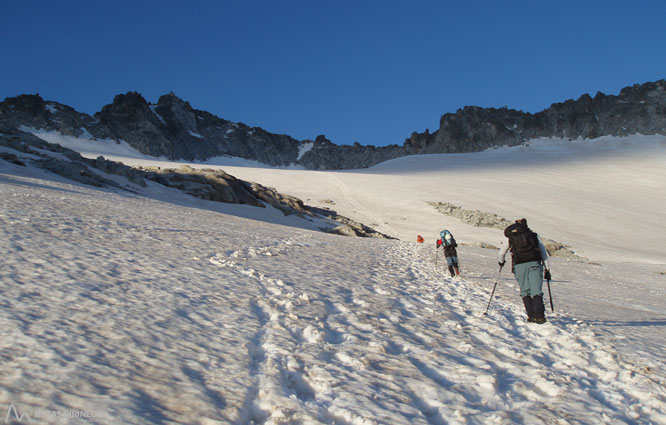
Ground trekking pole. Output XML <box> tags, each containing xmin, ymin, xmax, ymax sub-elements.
<box><xmin>484</xmin><ymin>264</ymin><xmax>503</xmax><ymax>315</ymax></box>
<box><xmin>546</xmin><ymin>276</ymin><xmax>554</xmax><ymax>312</ymax></box>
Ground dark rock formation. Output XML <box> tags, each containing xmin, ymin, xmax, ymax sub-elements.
<box><xmin>0</xmin><ymin>128</ymin><xmax>392</xmax><ymax>238</ymax></box>
<box><xmin>0</xmin><ymin>129</ymin><xmax>145</xmax><ymax>189</ymax></box>
<box><xmin>0</xmin><ymin>94</ymin><xmax>94</xmax><ymax>136</ymax></box>
<box><xmin>91</xmin><ymin>91</ymin><xmax>304</xmax><ymax>164</ymax></box>
<box><xmin>406</xmin><ymin>80</ymin><xmax>666</xmax><ymax>154</ymax></box>
<box><xmin>297</xmin><ymin>135</ymin><xmax>404</xmax><ymax>170</ymax></box>
<box><xmin>2</xmin><ymin>80</ymin><xmax>665</xmax><ymax>169</ymax></box>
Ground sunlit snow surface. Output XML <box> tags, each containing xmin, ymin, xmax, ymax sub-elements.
<box><xmin>1</xmin><ymin>132</ymin><xmax>665</xmax><ymax>424</ymax></box>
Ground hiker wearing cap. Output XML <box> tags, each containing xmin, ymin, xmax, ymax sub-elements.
<box><xmin>498</xmin><ymin>218</ymin><xmax>551</xmax><ymax>324</ymax></box>
<box><xmin>436</xmin><ymin>230</ymin><xmax>460</xmax><ymax>277</ymax></box>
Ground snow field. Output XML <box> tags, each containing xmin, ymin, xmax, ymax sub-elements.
<box><xmin>2</xmin><ymin>133</ymin><xmax>666</xmax><ymax>424</ymax></box>
<box><xmin>216</xmin><ymin>135</ymin><xmax>666</xmax><ymax>265</ymax></box>
<box><xmin>21</xmin><ymin>129</ymin><xmax>666</xmax><ymax>263</ymax></box>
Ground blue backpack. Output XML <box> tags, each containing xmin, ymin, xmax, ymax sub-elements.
<box><xmin>440</xmin><ymin>230</ymin><xmax>456</xmax><ymax>246</ymax></box>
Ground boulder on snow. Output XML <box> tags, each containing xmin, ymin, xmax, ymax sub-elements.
<box><xmin>328</xmin><ymin>224</ymin><xmax>362</xmax><ymax>237</ymax></box>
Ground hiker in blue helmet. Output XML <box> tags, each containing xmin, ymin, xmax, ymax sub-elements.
<box><xmin>436</xmin><ymin>229</ymin><xmax>460</xmax><ymax>277</ymax></box>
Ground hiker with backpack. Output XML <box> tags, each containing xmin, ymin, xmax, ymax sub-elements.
<box><xmin>498</xmin><ymin>218</ymin><xmax>551</xmax><ymax>324</ymax></box>
<box><xmin>436</xmin><ymin>230</ymin><xmax>460</xmax><ymax>277</ymax></box>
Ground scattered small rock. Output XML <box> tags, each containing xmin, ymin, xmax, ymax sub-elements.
<box><xmin>0</xmin><ymin>152</ymin><xmax>25</xmax><ymax>166</ymax></box>
<box><xmin>461</xmin><ymin>242</ymin><xmax>499</xmax><ymax>250</ymax></box>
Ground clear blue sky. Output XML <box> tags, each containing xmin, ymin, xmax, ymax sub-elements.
<box><xmin>2</xmin><ymin>1</ymin><xmax>664</xmax><ymax>147</ymax></box>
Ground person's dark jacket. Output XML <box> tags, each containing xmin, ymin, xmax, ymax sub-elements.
<box><xmin>437</xmin><ymin>238</ymin><xmax>458</xmax><ymax>258</ymax></box>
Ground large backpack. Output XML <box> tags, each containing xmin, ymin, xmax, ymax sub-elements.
<box><xmin>504</xmin><ymin>222</ymin><xmax>541</xmax><ymax>264</ymax></box>
<box><xmin>440</xmin><ymin>230</ymin><xmax>456</xmax><ymax>247</ymax></box>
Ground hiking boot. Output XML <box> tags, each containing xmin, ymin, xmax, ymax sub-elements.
<box><xmin>532</xmin><ymin>295</ymin><xmax>546</xmax><ymax>324</ymax></box>
<box><xmin>522</xmin><ymin>296</ymin><xmax>534</xmax><ymax>322</ymax></box>
<box><xmin>454</xmin><ymin>266</ymin><xmax>460</xmax><ymax>276</ymax></box>
<box><xmin>448</xmin><ymin>266</ymin><xmax>455</xmax><ymax>277</ymax></box>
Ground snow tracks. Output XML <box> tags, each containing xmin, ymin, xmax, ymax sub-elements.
<box><xmin>208</xmin><ymin>237</ymin><xmax>666</xmax><ymax>425</ymax></box>
<box><xmin>3</xmin><ymin>169</ymin><xmax>665</xmax><ymax>425</ymax></box>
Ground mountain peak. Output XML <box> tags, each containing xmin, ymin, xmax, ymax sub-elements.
<box><xmin>2</xmin><ymin>80</ymin><xmax>666</xmax><ymax>168</ymax></box>
<box><xmin>1</xmin><ymin>93</ymin><xmax>47</xmax><ymax>113</ymax></box>
<box><xmin>157</xmin><ymin>92</ymin><xmax>192</xmax><ymax>110</ymax></box>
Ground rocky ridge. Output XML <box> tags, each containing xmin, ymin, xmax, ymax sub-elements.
<box><xmin>0</xmin><ymin>127</ymin><xmax>392</xmax><ymax>239</ymax></box>
<box><xmin>406</xmin><ymin>80</ymin><xmax>666</xmax><ymax>154</ymax></box>
<box><xmin>1</xmin><ymin>80</ymin><xmax>664</xmax><ymax>169</ymax></box>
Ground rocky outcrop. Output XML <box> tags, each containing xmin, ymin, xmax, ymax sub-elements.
<box><xmin>138</xmin><ymin>165</ymin><xmax>319</xmax><ymax>218</ymax></box>
<box><xmin>0</xmin><ymin>130</ymin><xmax>145</xmax><ymax>189</ymax></box>
<box><xmin>297</xmin><ymin>135</ymin><xmax>404</xmax><ymax>170</ymax></box>
<box><xmin>138</xmin><ymin>165</ymin><xmax>263</xmax><ymax>206</ymax></box>
<box><xmin>0</xmin><ymin>94</ymin><xmax>94</xmax><ymax>136</ymax></box>
<box><xmin>407</xmin><ymin>80</ymin><xmax>666</xmax><ymax>154</ymax></box>
<box><xmin>310</xmin><ymin>206</ymin><xmax>397</xmax><ymax>239</ymax></box>
<box><xmin>2</xmin><ymin>80</ymin><xmax>665</xmax><ymax>169</ymax></box>
<box><xmin>241</xmin><ymin>181</ymin><xmax>315</xmax><ymax>217</ymax></box>
<box><xmin>428</xmin><ymin>202</ymin><xmax>514</xmax><ymax>229</ymax></box>
<box><xmin>0</xmin><ymin>128</ymin><xmax>392</xmax><ymax>238</ymax></box>
<box><xmin>92</xmin><ymin>92</ymin><xmax>304</xmax><ymax>165</ymax></box>
<box><xmin>0</xmin><ymin>92</ymin><xmax>305</xmax><ymax>166</ymax></box>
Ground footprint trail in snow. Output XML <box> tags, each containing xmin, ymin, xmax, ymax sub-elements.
<box><xmin>208</xmin><ymin>238</ymin><xmax>666</xmax><ymax>425</ymax></box>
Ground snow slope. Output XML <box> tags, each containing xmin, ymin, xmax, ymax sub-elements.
<box><xmin>1</xmin><ymin>132</ymin><xmax>665</xmax><ymax>424</ymax></box>
<box><xmin>212</xmin><ymin>136</ymin><xmax>666</xmax><ymax>265</ymax></box>
<box><xmin>34</xmin><ymin>129</ymin><xmax>666</xmax><ymax>264</ymax></box>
